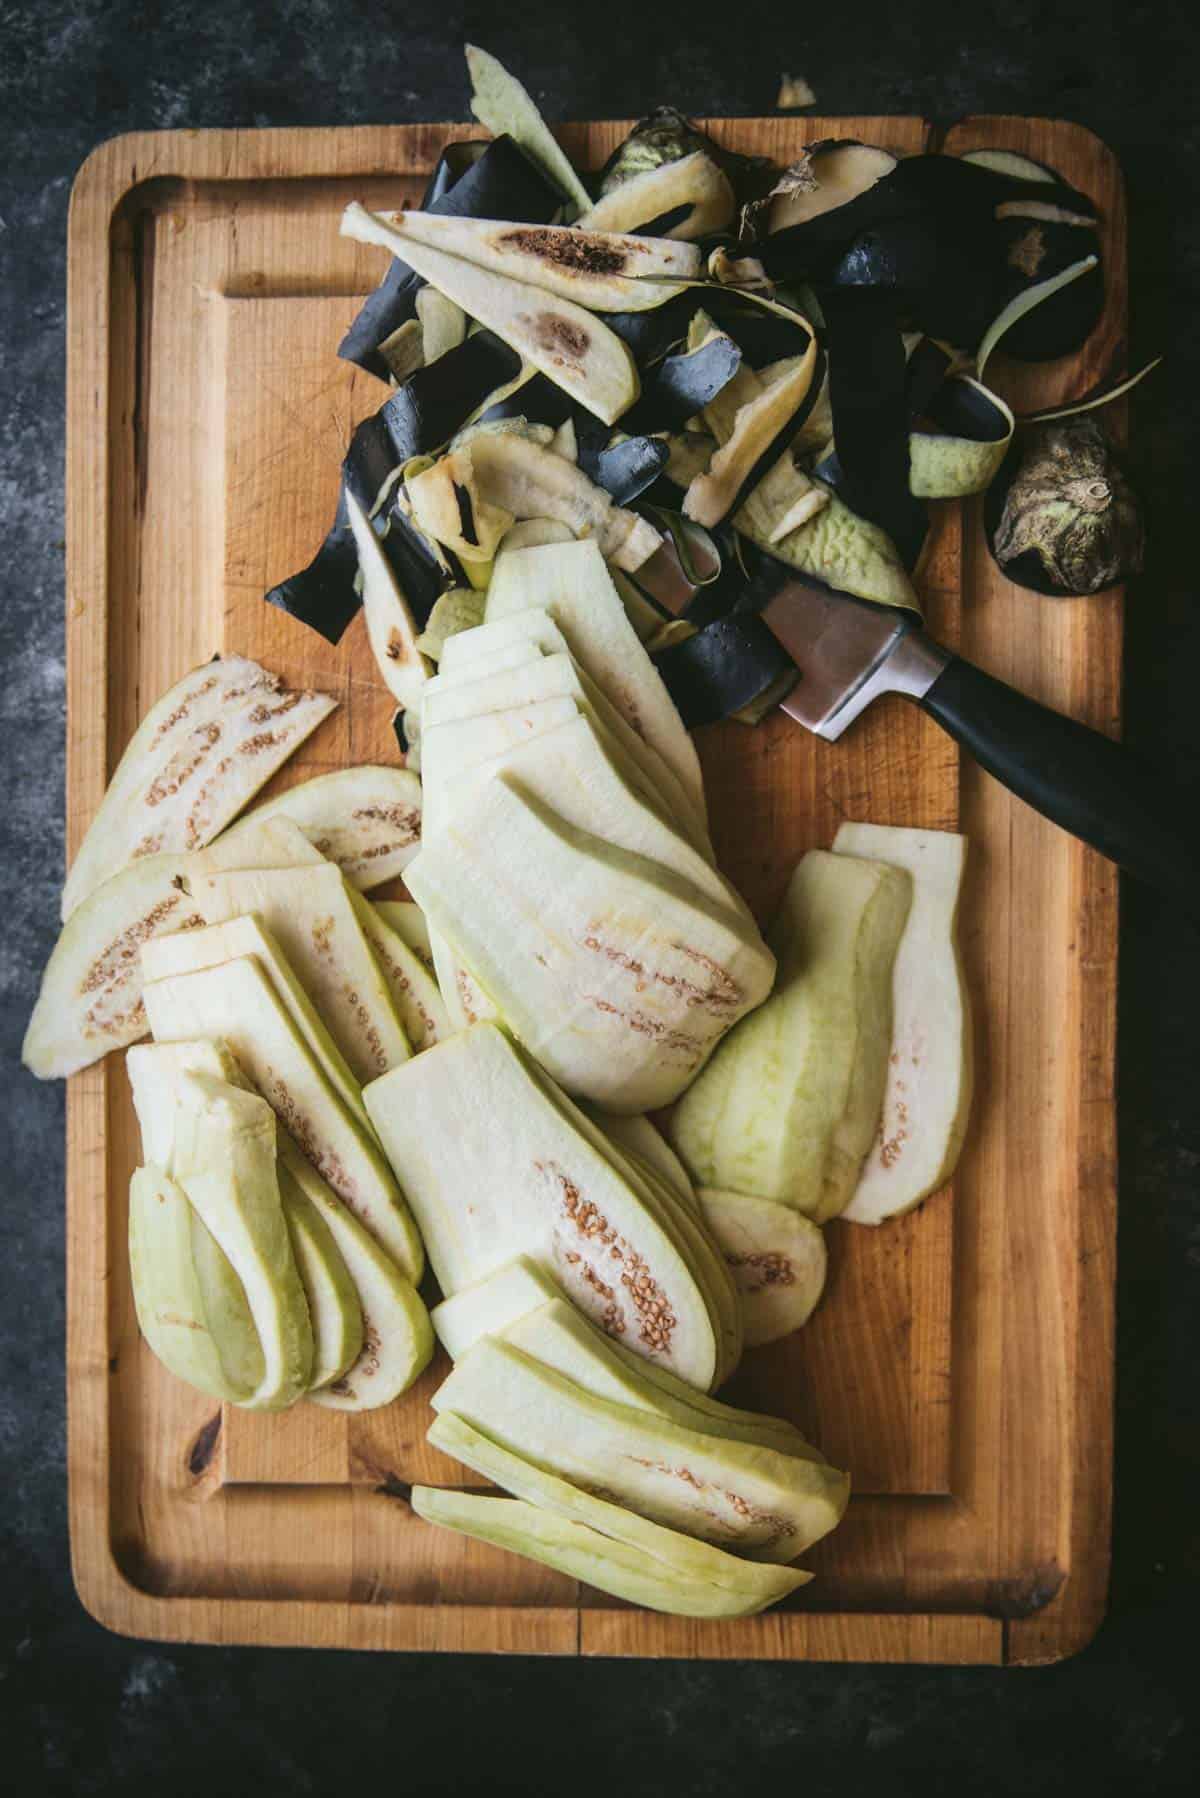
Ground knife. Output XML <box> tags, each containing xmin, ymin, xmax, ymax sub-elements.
<box><xmin>637</xmin><ymin>535</ymin><xmax>1197</xmax><ymax>899</ymax></box>
<box><xmin>757</xmin><ymin>577</ymin><xmax>1198</xmax><ymax>902</ymax></box>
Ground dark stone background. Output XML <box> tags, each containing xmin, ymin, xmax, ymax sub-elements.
<box><xmin>1</xmin><ymin>2</ymin><xmax>1197</xmax><ymax>1791</ymax></box>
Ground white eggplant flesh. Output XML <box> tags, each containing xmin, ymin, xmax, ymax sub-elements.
<box><xmin>403</xmin><ymin>774</ymin><xmax>775</xmax><ymax>1113</ymax></box>
<box><xmin>378</xmin><ymin>210</ymin><xmax>699</xmax><ymax>310</ymax></box>
<box><xmin>242</xmin><ymin>765</ymin><xmax>422</xmax><ymax>890</ymax></box>
<box><xmin>363</xmin><ymin>1021</ymin><xmax>720</xmax><ymax>1388</ymax></box>
<box><xmin>578</xmin><ymin>151</ymin><xmax>735</xmax><ymax>240</ymax></box>
<box><xmin>485</xmin><ymin>539</ymin><xmax>705</xmax><ymax>823</ymax></box>
<box><xmin>464</xmin><ymin>43</ymin><xmax>593</xmax><ymax>215</ymax></box>
<box><xmin>61</xmin><ymin>656</ymin><xmax>336</xmax><ymax>920</ymax></box>
<box><xmin>670</xmin><ymin>850</ymin><xmax>911</xmax><ymax>1220</ymax></box>
<box><xmin>464</xmin><ymin>431</ymin><xmax>662</xmax><ymax>570</ymax></box>
<box><xmin>833</xmin><ymin>824</ymin><xmax>973</xmax><ymax>1225</ymax></box>
<box><xmin>23</xmin><ymin>817</ymin><xmax>326</xmax><ymax>1081</ymax></box>
<box><xmin>345</xmin><ymin>489</ymin><xmax>432</xmax><ymax>710</ymax></box>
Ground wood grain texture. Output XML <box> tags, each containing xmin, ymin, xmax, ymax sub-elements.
<box><xmin>65</xmin><ymin>115</ymin><xmax>1120</xmax><ymax>1662</ymax></box>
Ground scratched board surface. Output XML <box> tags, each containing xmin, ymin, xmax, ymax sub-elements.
<box><xmin>64</xmin><ymin>115</ymin><xmax>1121</xmax><ymax>1664</ymax></box>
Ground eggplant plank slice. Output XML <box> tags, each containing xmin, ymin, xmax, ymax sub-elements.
<box><xmin>341</xmin><ymin>204</ymin><xmax>639</xmax><ymax>426</ymax></box>
<box><xmin>241</xmin><ymin>766</ymin><xmax>423</xmax><ymax>890</ymax></box>
<box><xmin>24</xmin><ymin>818</ymin><xmax>326</xmax><ymax>1080</ymax></box>
<box><xmin>61</xmin><ymin>657</ymin><xmax>336</xmax><ymax>920</ymax></box>
<box><xmin>377</xmin><ymin>211</ymin><xmax>700</xmax><ymax>311</ymax></box>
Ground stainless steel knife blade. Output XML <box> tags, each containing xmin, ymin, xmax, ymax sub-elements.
<box><xmin>761</xmin><ymin>580</ymin><xmax>950</xmax><ymax>740</ymax></box>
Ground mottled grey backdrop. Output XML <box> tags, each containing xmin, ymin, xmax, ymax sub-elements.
<box><xmin>1</xmin><ymin>2</ymin><xmax>1197</xmax><ymax>1791</ymax></box>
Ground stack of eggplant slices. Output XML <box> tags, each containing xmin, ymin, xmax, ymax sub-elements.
<box><xmin>27</xmin><ymin>47</ymin><xmax>1117</xmax><ymax>1618</ymax></box>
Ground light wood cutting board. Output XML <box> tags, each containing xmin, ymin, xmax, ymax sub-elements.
<box><xmin>64</xmin><ymin>113</ymin><xmax>1122</xmax><ymax>1664</ymax></box>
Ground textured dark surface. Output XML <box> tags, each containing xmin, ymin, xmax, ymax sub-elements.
<box><xmin>1</xmin><ymin>3</ymin><xmax>1198</xmax><ymax>1792</ymax></box>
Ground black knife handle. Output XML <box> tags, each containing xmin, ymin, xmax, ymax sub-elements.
<box><xmin>920</xmin><ymin>654</ymin><xmax>1200</xmax><ymax>907</ymax></box>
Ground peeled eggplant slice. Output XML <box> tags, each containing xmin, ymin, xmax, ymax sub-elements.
<box><xmin>374</xmin><ymin>210</ymin><xmax>700</xmax><ymax>310</ymax></box>
<box><xmin>343</xmin><ymin>205</ymin><xmax>639</xmax><ymax>426</ymax></box>
<box><xmin>670</xmin><ymin>850</ymin><xmax>911</xmax><ymax>1220</ymax></box>
<box><xmin>351</xmin><ymin>895</ymin><xmax>450</xmax><ymax>1052</ymax></box>
<box><xmin>339</xmin><ymin>135</ymin><xmax>561</xmax><ymax>379</ymax></box>
<box><xmin>345</xmin><ymin>489</ymin><xmax>432</xmax><ymax>709</ymax></box>
<box><xmin>137</xmin><ymin>922</ymin><xmax>371</xmax><ymax>1140</ymax></box>
<box><xmin>243</xmin><ymin>765</ymin><xmax>422</xmax><ymax>890</ymax></box>
<box><xmin>696</xmin><ymin>1190</ymin><xmax>827</xmax><ymax>1346</ymax></box>
<box><xmin>24</xmin><ymin>818</ymin><xmax>326</xmax><ymax>1080</ymax></box>
<box><xmin>191</xmin><ymin>862</ymin><xmax>412</xmax><ymax>1084</ymax></box>
<box><xmin>579</xmin><ymin>151</ymin><xmax>735</xmax><ymax>241</ymax></box>
<box><xmin>433</xmin><ymin>1337</ymin><xmax>848</xmax><ymax>1559</ymax></box>
<box><xmin>279</xmin><ymin>1175</ymin><xmax>363</xmax><ymax>1391</ymax></box>
<box><xmin>833</xmin><ymin>823</ymin><xmax>972</xmax><ymax>1224</ymax></box>
<box><xmin>484</xmin><ymin>539</ymin><xmax>704</xmax><ymax>818</ymax></box>
<box><xmin>464</xmin><ymin>43</ymin><xmax>592</xmax><ymax>216</ymax></box>
<box><xmin>61</xmin><ymin>657</ymin><xmax>336</xmax><ymax>920</ymax></box>
<box><xmin>427</xmin><ymin>1413</ymin><xmax>815</xmax><ymax>1614</ymax></box>
<box><xmin>168</xmin><ymin>1072</ymin><xmax>314</xmax><ymax>1411</ymax></box>
<box><xmin>279</xmin><ymin>1144</ymin><xmax>433</xmax><ymax>1411</ymax></box>
<box><xmin>363</xmin><ymin>1021</ymin><xmax>722</xmax><ymax>1387</ymax></box>
<box><xmin>412</xmin><ymin>1483</ymin><xmax>811</xmax><ymax>1618</ymax></box>
<box><xmin>404</xmin><ymin>777</ymin><xmax>774</xmax><ymax>1113</ymax></box>
<box><xmin>144</xmin><ymin>953</ymin><xmax>423</xmax><ymax>1280</ymax></box>
<box><xmin>129</xmin><ymin>1157</ymin><xmax>268</xmax><ymax>1403</ymax></box>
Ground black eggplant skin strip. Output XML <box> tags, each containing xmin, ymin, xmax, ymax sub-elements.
<box><xmin>265</xmin><ymin>335</ymin><xmax>515</xmax><ymax>643</ymax></box>
<box><xmin>653</xmin><ymin>612</ymin><xmax>797</xmax><ymax>727</ymax></box>
<box><xmin>480</xmin><ymin>372</ymin><xmax>576</xmax><ymax>430</ymax></box>
<box><xmin>622</xmin><ymin>334</ymin><xmax>743</xmax><ymax>434</ymax></box>
<box><xmin>757</xmin><ymin>154</ymin><xmax>1101</xmax><ymax>358</ymax></box>
<box><xmin>382</xmin><ymin>332</ymin><xmax>520</xmax><ymax>462</ymax></box>
<box><xmin>583</xmin><ymin>437</ymin><xmax>669</xmax><ymax>506</ymax></box>
<box><xmin>819</xmin><ymin>292</ymin><xmax>926</xmax><ymax>570</ymax></box>
<box><xmin>265</xmin><ymin>487</ymin><xmax>364</xmax><ymax>644</ymax></box>
<box><xmin>338</xmin><ymin>136</ymin><xmax>561</xmax><ymax>379</ymax></box>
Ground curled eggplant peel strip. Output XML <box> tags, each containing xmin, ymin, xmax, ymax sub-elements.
<box><xmin>266</xmin><ymin>334</ymin><xmax>519</xmax><ymax>642</ymax></box>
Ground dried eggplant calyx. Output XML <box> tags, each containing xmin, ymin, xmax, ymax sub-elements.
<box><xmin>985</xmin><ymin>417</ymin><xmax>1143</xmax><ymax>596</ymax></box>
<box><xmin>598</xmin><ymin>107</ymin><xmax>720</xmax><ymax>193</ymax></box>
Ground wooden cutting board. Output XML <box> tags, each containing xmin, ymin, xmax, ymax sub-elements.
<box><xmin>64</xmin><ymin>115</ymin><xmax>1121</xmax><ymax>1664</ymax></box>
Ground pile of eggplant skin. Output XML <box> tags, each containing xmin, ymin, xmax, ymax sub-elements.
<box><xmin>269</xmin><ymin>49</ymin><xmax>1143</xmax><ymax>734</ymax></box>
<box><xmin>25</xmin><ymin>51</ymin><xmax>1143</xmax><ymax>1625</ymax></box>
